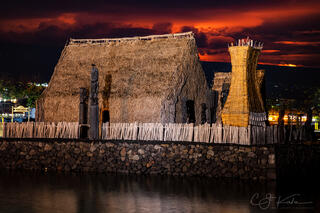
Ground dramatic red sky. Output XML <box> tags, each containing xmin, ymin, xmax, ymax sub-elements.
<box><xmin>0</xmin><ymin>0</ymin><xmax>319</xmax><ymax>80</ymax></box>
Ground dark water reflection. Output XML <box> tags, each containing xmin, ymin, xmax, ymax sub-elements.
<box><xmin>0</xmin><ymin>171</ymin><xmax>318</xmax><ymax>213</ymax></box>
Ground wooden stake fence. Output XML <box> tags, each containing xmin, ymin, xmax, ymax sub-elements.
<box><xmin>4</xmin><ymin>122</ymin><xmax>79</xmax><ymax>139</ymax></box>
<box><xmin>3</xmin><ymin>122</ymin><xmax>306</xmax><ymax>144</ymax></box>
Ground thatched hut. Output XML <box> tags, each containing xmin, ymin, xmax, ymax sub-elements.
<box><xmin>36</xmin><ymin>32</ymin><xmax>212</xmax><ymax>125</ymax></box>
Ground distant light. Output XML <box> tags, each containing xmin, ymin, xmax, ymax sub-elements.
<box><xmin>278</xmin><ymin>64</ymin><xmax>297</xmax><ymax>67</ymax></box>
<box><xmin>268</xmin><ymin>115</ymin><xmax>279</xmax><ymax>122</ymax></box>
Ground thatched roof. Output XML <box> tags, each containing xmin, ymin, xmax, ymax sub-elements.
<box><xmin>36</xmin><ymin>32</ymin><xmax>210</xmax><ymax>123</ymax></box>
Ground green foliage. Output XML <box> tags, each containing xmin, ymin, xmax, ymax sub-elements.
<box><xmin>24</xmin><ymin>84</ymin><xmax>45</xmax><ymax>107</ymax></box>
<box><xmin>0</xmin><ymin>80</ymin><xmax>46</xmax><ymax>107</ymax></box>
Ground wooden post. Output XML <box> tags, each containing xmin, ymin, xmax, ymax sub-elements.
<box><xmin>89</xmin><ymin>65</ymin><xmax>99</xmax><ymax>140</ymax></box>
<box><xmin>79</xmin><ymin>88</ymin><xmax>88</xmax><ymax>138</ymax></box>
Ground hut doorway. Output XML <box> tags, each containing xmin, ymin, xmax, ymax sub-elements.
<box><xmin>102</xmin><ymin>109</ymin><xmax>110</xmax><ymax>123</ymax></box>
<box><xmin>186</xmin><ymin>100</ymin><xmax>195</xmax><ymax>123</ymax></box>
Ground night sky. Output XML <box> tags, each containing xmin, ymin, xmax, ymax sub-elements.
<box><xmin>0</xmin><ymin>0</ymin><xmax>319</xmax><ymax>82</ymax></box>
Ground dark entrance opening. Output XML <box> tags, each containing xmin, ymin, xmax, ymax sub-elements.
<box><xmin>186</xmin><ymin>100</ymin><xmax>195</xmax><ymax>123</ymax></box>
<box><xmin>201</xmin><ymin>103</ymin><xmax>207</xmax><ymax>124</ymax></box>
<box><xmin>102</xmin><ymin>110</ymin><xmax>110</xmax><ymax>123</ymax></box>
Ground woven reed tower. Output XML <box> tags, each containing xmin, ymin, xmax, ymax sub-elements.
<box><xmin>221</xmin><ymin>38</ymin><xmax>267</xmax><ymax>127</ymax></box>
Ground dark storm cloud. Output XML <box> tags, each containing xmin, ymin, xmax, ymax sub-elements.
<box><xmin>0</xmin><ymin>0</ymin><xmax>292</xmax><ymax>19</ymax></box>
<box><xmin>180</xmin><ymin>26</ymin><xmax>208</xmax><ymax>48</ymax></box>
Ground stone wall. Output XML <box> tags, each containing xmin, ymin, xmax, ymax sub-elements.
<box><xmin>0</xmin><ymin>139</ymin><xmax>276</xmax><ymax>180</ymax></box>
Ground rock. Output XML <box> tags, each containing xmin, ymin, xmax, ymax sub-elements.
<box><xmin>138</xmin><ymin>149</ymin><xmax>145</xmax><ymax>155</ymax></box>
<box><xmin>90</xmin><ymin>144</ymin><xmax>97</xmax><ymax>152</ymax></box>
<box><xmin>44</xmin><ymin>144</ymin><xmax>52</xmax><ymax>151</ymax></box>
<box><xmin>154</xmin><ymin>145</ymin><xmax>161</xmax><ymax>150</ymax></box>
<box><xmin>268</xmin><ymin>154</ymin><xmax>275</xmax><ymax>165</ymax></box>
<box><xmin>248</xmin><ymin>152</ymin><xmax>256</xmax><ymax>158</ymax></box>
<box><xmin>0</xmin><ymin>143</ymin><xmax>8</xmax><ymax>151</ymax></box>
<box><xmin>106</xmin><ymin>143</ymin><xmax>114</xmax><ymax>147</ymax></box>
<box><xmin>182</xmin><ymin>166</ymin><xmax>187</xmax><ymax>172</ymax></box>
<box><xmin>120</xmin><ymin>148</ymin><xmax>126</xmax><ymax>157</ymax></box>
<box><xmin>146</xmin><ymin>161</ymin><xmax>154</xmax><ymax>168</ymax></box>
<box><xmin>74</xmin><ymin>148</ymin><xmax>81</xmax><ymax>154</ymax></box>
<box><xmin>245</xmin><ymin>147</ymin><xmax>252</xmax><ymax>152</ymax></box>
<box><xmin>207</xmin><ymin>150</ymin><xmax>214</xmax><ymax>156</ymax></box>
<box><xmin>29</xmin><ymin>149</ymin><xmax>36</xmax><ymax>155</ymax></box>
<box><xmin>132</xmin><ymin>155</ymin><xmax>139</xmax><ymax>161</ymax></box>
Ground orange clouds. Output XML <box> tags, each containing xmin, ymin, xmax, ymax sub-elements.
<box><xmin>0</xmin><ymin>0</ymin><xmax>319</xmax><ymax>68</ymax></box>
<box><xmin>274</xmin><ymin>41</ymin><xmax>320</xmax><ymax>46</ymax></box>
<box><xmin>0</xmin><ymin>13</ymin><xmax>77</xmax><ymax>32</ymax></box>
<box><xmin>262</xmin><ymin>50</ymin><xmax>280</xmax><ymax>53</ymax></box>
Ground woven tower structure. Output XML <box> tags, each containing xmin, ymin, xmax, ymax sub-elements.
<box><xmin>221</xmin><ymin>38</ymin><xmax>267</xmax><ymax>127</ymax></box>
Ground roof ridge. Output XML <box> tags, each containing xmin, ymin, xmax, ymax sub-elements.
<box><xmin>68</xmin><ymin>32</ymin><xmax>194</xmax><ymax>45</ymax></box>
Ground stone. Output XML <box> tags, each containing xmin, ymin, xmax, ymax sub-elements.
<box><xmin>268</xmin><ymin>154</ymin><xmax>275</xmax><ymax>165</ymax></box>
<box><xmin>207</xmin><ymin>150</ymin><xmax>214</xmax><ymax>156</ymax></box>
<box><xmin>29</xmin><ymin>149</ymin><xmax>36</xmax><ymax>155</ymax></box>
<box><xmin>120</xmin><ymin>148</ymin><xmax>126</xmax><ymax>157</ymax></box>
<box><xmin>182</xmin><ymin>166</ymin><xmax>187</xmax><ymax>172</ymax></box>
<box><xmin>90</xmin><ymin>144</ymin><xmax>97</xmax><ymax>152</ymax></box>
<box><xmin>248</xmin><ymin>152</ymin><xmax>256</xmax><ymax>158</ymax></box>
<box><xmin>106</xmin><ymin>143</ymin><xmax>114</xmax><ymax>147</ymax></box>
<box><xmin>74</xmin><ymin>148</ymin><xmax>81</xmax><ymax>154</ymax></box>
<box><xmin>132</xmin><ymin>155</ymin><xmax>139</xmax><ymax>161</ymax></box>
<box><xmin>138</xmin><ymin>149</ymin><xmax>145</xmax><ymax>155</ymax></box>
<box><xmin>0</xmin><ymin>143</ymin><xmax>8</xmax><ymax>151</ymax></box>
<box><xmin>146</xmin><ymin>161</ymin><xmax>154</xmax><ymax>168</ymax></box>
<box><xmin>44</xmin><ymin>144</ymin><xmax>52</xmax><ymax>151</ymax></box>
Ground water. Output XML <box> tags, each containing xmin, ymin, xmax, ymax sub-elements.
<box><xmin>0</xmin><ymin>171</ymin><xmax>318</xmax><ymax>213</ymax></box>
